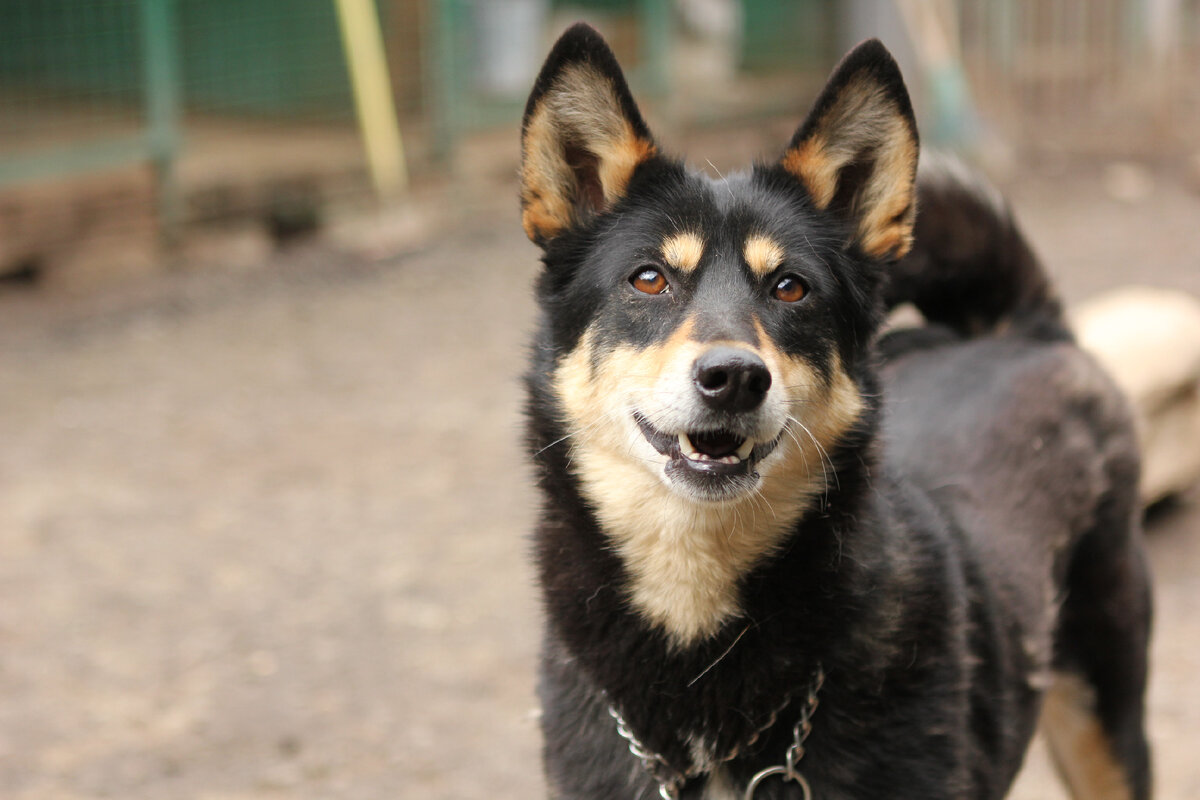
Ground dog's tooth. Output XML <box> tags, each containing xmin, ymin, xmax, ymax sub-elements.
<box><xmin>736</xmin><ymin>439</ymin><xmax>754</xmax><ymax>460</ymax></box>
<box><xmin>679</xmin><ymin>433</ymin><xmax>700</xmax><ymax>459</ymax></box>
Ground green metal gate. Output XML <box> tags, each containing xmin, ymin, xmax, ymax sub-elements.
<box><xmin>0</xmin><ymin>0</ymin><xmax>183</xmax><ymax>230</ymax></box>
<box><xmin>0</xmin><ymin>0</ymin><xmax>365</xmax><ymax>239</ymax></box>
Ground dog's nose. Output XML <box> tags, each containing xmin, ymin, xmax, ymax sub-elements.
<box><xmin>693</xmin><ymin>347</ymin><xmax>772</xmax><ymax>413</ymax></box>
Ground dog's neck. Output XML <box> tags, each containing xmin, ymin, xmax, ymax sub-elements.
<box><xmin>530</xmin><ymin>392</ymin><xmax>883</xmax><ymax>776</ymax></box>
<box><xmin>568</xmin><ymin>447</ymin><xmax>834</xmax><ymax>647</ymax></box>
<box><xmin>554</xmin><ymin>365</ymin><xmax>868</xmax><ymax>649</ymax></box>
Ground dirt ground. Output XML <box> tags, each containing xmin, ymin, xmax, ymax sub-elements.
<box><xmin>1</xmin><ymin>150</ymin><xmax>1198</xmax><ymax>800</ymax></box>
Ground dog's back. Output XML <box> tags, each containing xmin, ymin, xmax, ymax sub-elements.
<box><xmin>883</xmin><ymin>159</ymin><xmax>1153</xmax><ymax>800</ymax></box>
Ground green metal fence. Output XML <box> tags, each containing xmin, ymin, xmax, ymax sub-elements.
<box><xmin>0</xmin><ymin>0</ymin><xmax>365</xmax><ymax>239</ymax></box>
<box><xmin>0</xmin><ymin>0</ymin><xmax>181</xmax><ymax>218</ymax></box>
<box><xmin>0</xmin><ymin>0</ymin><xmax>845</xmax><ymax>264</ymax></box>
<box><xmin>0</xmin><ymin>0</ymin><xmax>674</xmax><ymax>221</ymax></box>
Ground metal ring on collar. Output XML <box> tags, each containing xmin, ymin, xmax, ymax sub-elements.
<box><xmin>743</xmin><ymin>765</ymin><xmax>812</xmax><ymax>800</ymax></box>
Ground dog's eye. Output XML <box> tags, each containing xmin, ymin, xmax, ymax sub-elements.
<box><xmin>772</xmin><ymin>274</ymin><xmax>807</xmax><ymax>303</ymax></box>
<box><xmin>630</xmin><ymin>268</ymin><xmax>670</xmax><ymax>295</ymax></box>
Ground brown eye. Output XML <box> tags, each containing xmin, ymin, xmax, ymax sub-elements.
<box><xmin>772</xmin><ymin>274</ymin><xmax>807</xmax><ymax>303</ymax></box>
<box><xmin>631</xmin><ymin>268</ymin><xmax>669</xmax><ymax>295</ymax></box>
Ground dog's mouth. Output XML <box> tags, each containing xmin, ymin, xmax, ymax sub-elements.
<box><xmin>635</xmin><ymin>414</ymin><xmax>782</xmax><ymax>497</ymax></box>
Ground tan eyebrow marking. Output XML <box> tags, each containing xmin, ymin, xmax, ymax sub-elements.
<box><xmin>660</xmin><ymin>231</ymin><xmax>705</xmax><ymax>273</ymax></box>
<box><xmin>744</xmin><ymin>234</ymin><xmax>786</xmax><ymax>276</ymax></box>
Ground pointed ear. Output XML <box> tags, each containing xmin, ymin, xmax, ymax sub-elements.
<box><xmin>520</xmin><ymin>23</ymin><xmax>658</xmax><ymax>245</ymax></box>
<box><xmin>781</xmin><ymin>39</ymin><xmax>919</xmax><ymax>261</ymax></box>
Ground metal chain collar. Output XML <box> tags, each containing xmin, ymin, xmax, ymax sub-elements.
<box><xmin>741</xmin><ymin>667</ymin><xmax>824</xmax><ymax>800</ymax></box>
<box><xmin>608</xmin><ymin>667</ymin><xmax>825</xmax><ymax>800</ymax></box>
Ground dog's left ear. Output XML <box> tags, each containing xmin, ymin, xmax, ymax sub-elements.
<box><xmin>781</xmin><ymin>39</ymin><xmax>919</xmax><ymax>261</ymax></box>
<box><xmin>520</xmin><ymin>23</ymin><xmax>657</xmax><ymax>246</ymax></box>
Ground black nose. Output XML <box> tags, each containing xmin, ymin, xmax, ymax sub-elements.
<box><xmin>693</xmin><ymin>347</ymin><xmax>772</xmax><ymax>413</ymax></box>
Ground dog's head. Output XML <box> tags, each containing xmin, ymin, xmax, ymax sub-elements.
<box><xmin>523</xmin><ymin>24</ymin><xmax>919</xmax><ymax>641</ymax></box>
<box><xmin>524</xmin><ymin>23</ymin><xmax>918</xmax><ymax>505</ymax></box>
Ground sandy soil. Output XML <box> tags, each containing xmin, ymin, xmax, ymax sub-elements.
<box><xmin>1</xmin><ymin>157</ymin><xmax>1198</xmax><ymax>800</ymax></box>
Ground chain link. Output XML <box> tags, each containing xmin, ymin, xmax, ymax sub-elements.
<box><xmin>608</xmin><ymin>666</ymin><xmax>824</xmax><ymax>800</ymax></box>
<box><xmin>785</xmin><ymin>667</ymin><xmax>824</xmax><ymax>779</ymax></box>
<box><xmin>745</xmin><ymin>667</ymin><xmax>824</xmax><ymax>800</ymax></box>
<box><xmin>608</xmin><ymin>705</ymin><xmax>688</xmax><ymax>799</ymax></box>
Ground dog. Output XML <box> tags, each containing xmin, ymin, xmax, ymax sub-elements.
<box><xmin>520</xmin><ymin>23</ymin><xmax>1152</xmax><ymax>800</ymax></box>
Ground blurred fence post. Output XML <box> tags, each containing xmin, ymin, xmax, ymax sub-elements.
<box><xmin>429</xmin><ymin>0</ymin><xmax>465</xmax><ymax>164</ymax></box>
<box><xmin>335</xmin><ymin>0</ymin><xmax>408</xmax><ymax>199</ymax></box>
<box><xmin>139</xmin><ymin>0</ymin><xmax>183</xmax><ymax>244</ymax></box>
<box><xmin>638</xmin><ymin>0</ymin><xmax>671</xmax><ymax>97</ymax></box>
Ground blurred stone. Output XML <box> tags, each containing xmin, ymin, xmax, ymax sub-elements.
<box><xmin>325</xmin><ymin>201</ymin><xmax>440</xmax><ymax>261</ymax></box>
<box><xmin>265</xmin><ymin>185</ymin><xmax>324</xmax><ymax>245</ymax></box>
<box><xmin>1103</xmin><ymin>161</ymin><xmax>1154</xmax><ymax>203</ymax></box>
<box><xmin>1072</xmin><ymin>286</ymin><xmax>1200</xmax><ymax>505</ymax></box>
<box><xmin>180</xmin><ymin>224</ymin><xmax>274</xmax><ymax>273</ymax></box>
<box><xmin>51</xmin><ymin>228</ymin><xmax>160</xmax><ymax>292</ymax></box>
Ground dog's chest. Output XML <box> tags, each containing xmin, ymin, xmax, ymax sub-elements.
<box><xmin>699</xmin><ymin>768</ymin><xmax>738</xmax><ymax>800</ymax></box>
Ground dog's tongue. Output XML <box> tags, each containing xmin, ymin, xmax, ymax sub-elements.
<box><xmin>690</xmin><ymin>430</ymin><xmax>743</xmax><ymax>458</ymax></box>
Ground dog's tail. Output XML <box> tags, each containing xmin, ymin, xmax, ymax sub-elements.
<box><xmin>885</xmin><ymin>153</ymin><xmax>1069</xmax><ymax>340</ymax></box>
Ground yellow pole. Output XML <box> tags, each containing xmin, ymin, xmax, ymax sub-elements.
<box><xmin>334</xmin><ymin>0</ymin><xmax>408</xmax><ymax>198</ymax></box>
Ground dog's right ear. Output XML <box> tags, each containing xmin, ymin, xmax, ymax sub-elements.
<box><xmin>520</xmin><ymin>23</ymin><xmax>657</xmax><ymax>246</ymax></box>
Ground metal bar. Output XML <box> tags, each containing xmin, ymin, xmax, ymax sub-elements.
<box><xmin>638</xmin><ymin>0</ymin><xmax>671</xmax><ymax>98</ymax></box>
<box><xmin>427</xmin><ymin>0</ymin><xmax>462</xmax><ymax>164</ymax></box>
<box><xmin>139</xmin><ymin>0</ymin><xmax>183</xmax><ymax>242</ymax></box>
<box><xmin>334</xmin><ymin>0</ymin><xmax>408</xmax><ymax>198</ymax></box>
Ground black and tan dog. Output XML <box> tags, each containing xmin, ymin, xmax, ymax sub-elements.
<box><xmin>520</xmin><ymin>23</ymin><xmax>1152</xmax><ymax>800</ymax></box>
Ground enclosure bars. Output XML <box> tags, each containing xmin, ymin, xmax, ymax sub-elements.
<box><xmin>0</xmin><ymin>0</ymin><xmax>183</xmax><ymax>243</ymax></box>
<box><xmin>139</xmin><ymin>0</ymin><xmax>183</xmax><ymax>243</ymax></box>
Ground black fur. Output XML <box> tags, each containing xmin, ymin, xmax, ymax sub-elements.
<box><xmin>522</xmin><ymin>25</ymin><xmax>1151</xmax><ymax>800</ymax></box>
<box><xmin>886</xmin><ymin>156</ymin><xmax>1064</xmax><ymax>338</ymax></box>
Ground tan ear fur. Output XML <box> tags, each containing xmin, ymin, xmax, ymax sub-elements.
<box><xmin>781</xmin><ymin>41</ymin><xmax>919</xmax><ymax>261</ymax></box>
<box><xmin>520</xmin><ymin>62</ymin><xmax>656</xmax><ymax>243</ymax></box>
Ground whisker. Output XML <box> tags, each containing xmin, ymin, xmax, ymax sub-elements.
<box><xmin>534</xmin><ymin>431</ymin><xmax>577</xmax><ymax>456</ymax></box>
<box><xmin>746</xmin><ymin>485</ymin><xmax>777</xmax><ymax>522</ymax></box>
<box><xmin>780</xmin><ymin>423</ymin><xmax>813</xmax><ymax>474</ymax></box>
<box><xmin>728</xmin><ymin>502</ymin><xmax>745</xmax><ymax>544</ymax></box>
<box><xmin>687</xmin><ymin>623</ymin><xmax>751</xmax><ymax>687</ymax></box>
<box><xmin>706</xmin><ymin>159</ymin><xmax>736</xmax><ymax>201</ymax></box>
<box><xmin>787</xmin><ymin>414</ymin><xmax>840</xmax><ymax>501</ymax></box>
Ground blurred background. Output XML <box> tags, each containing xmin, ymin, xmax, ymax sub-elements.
<box><xmin>2</xmin><ymin>0</ymin><xmax>1199</xmax><ymax>286</ymax></box>
<box><xmin>1</xmin><ymin>1</ymin><xmax>1198</xmax><ymax>799</ymax></box>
